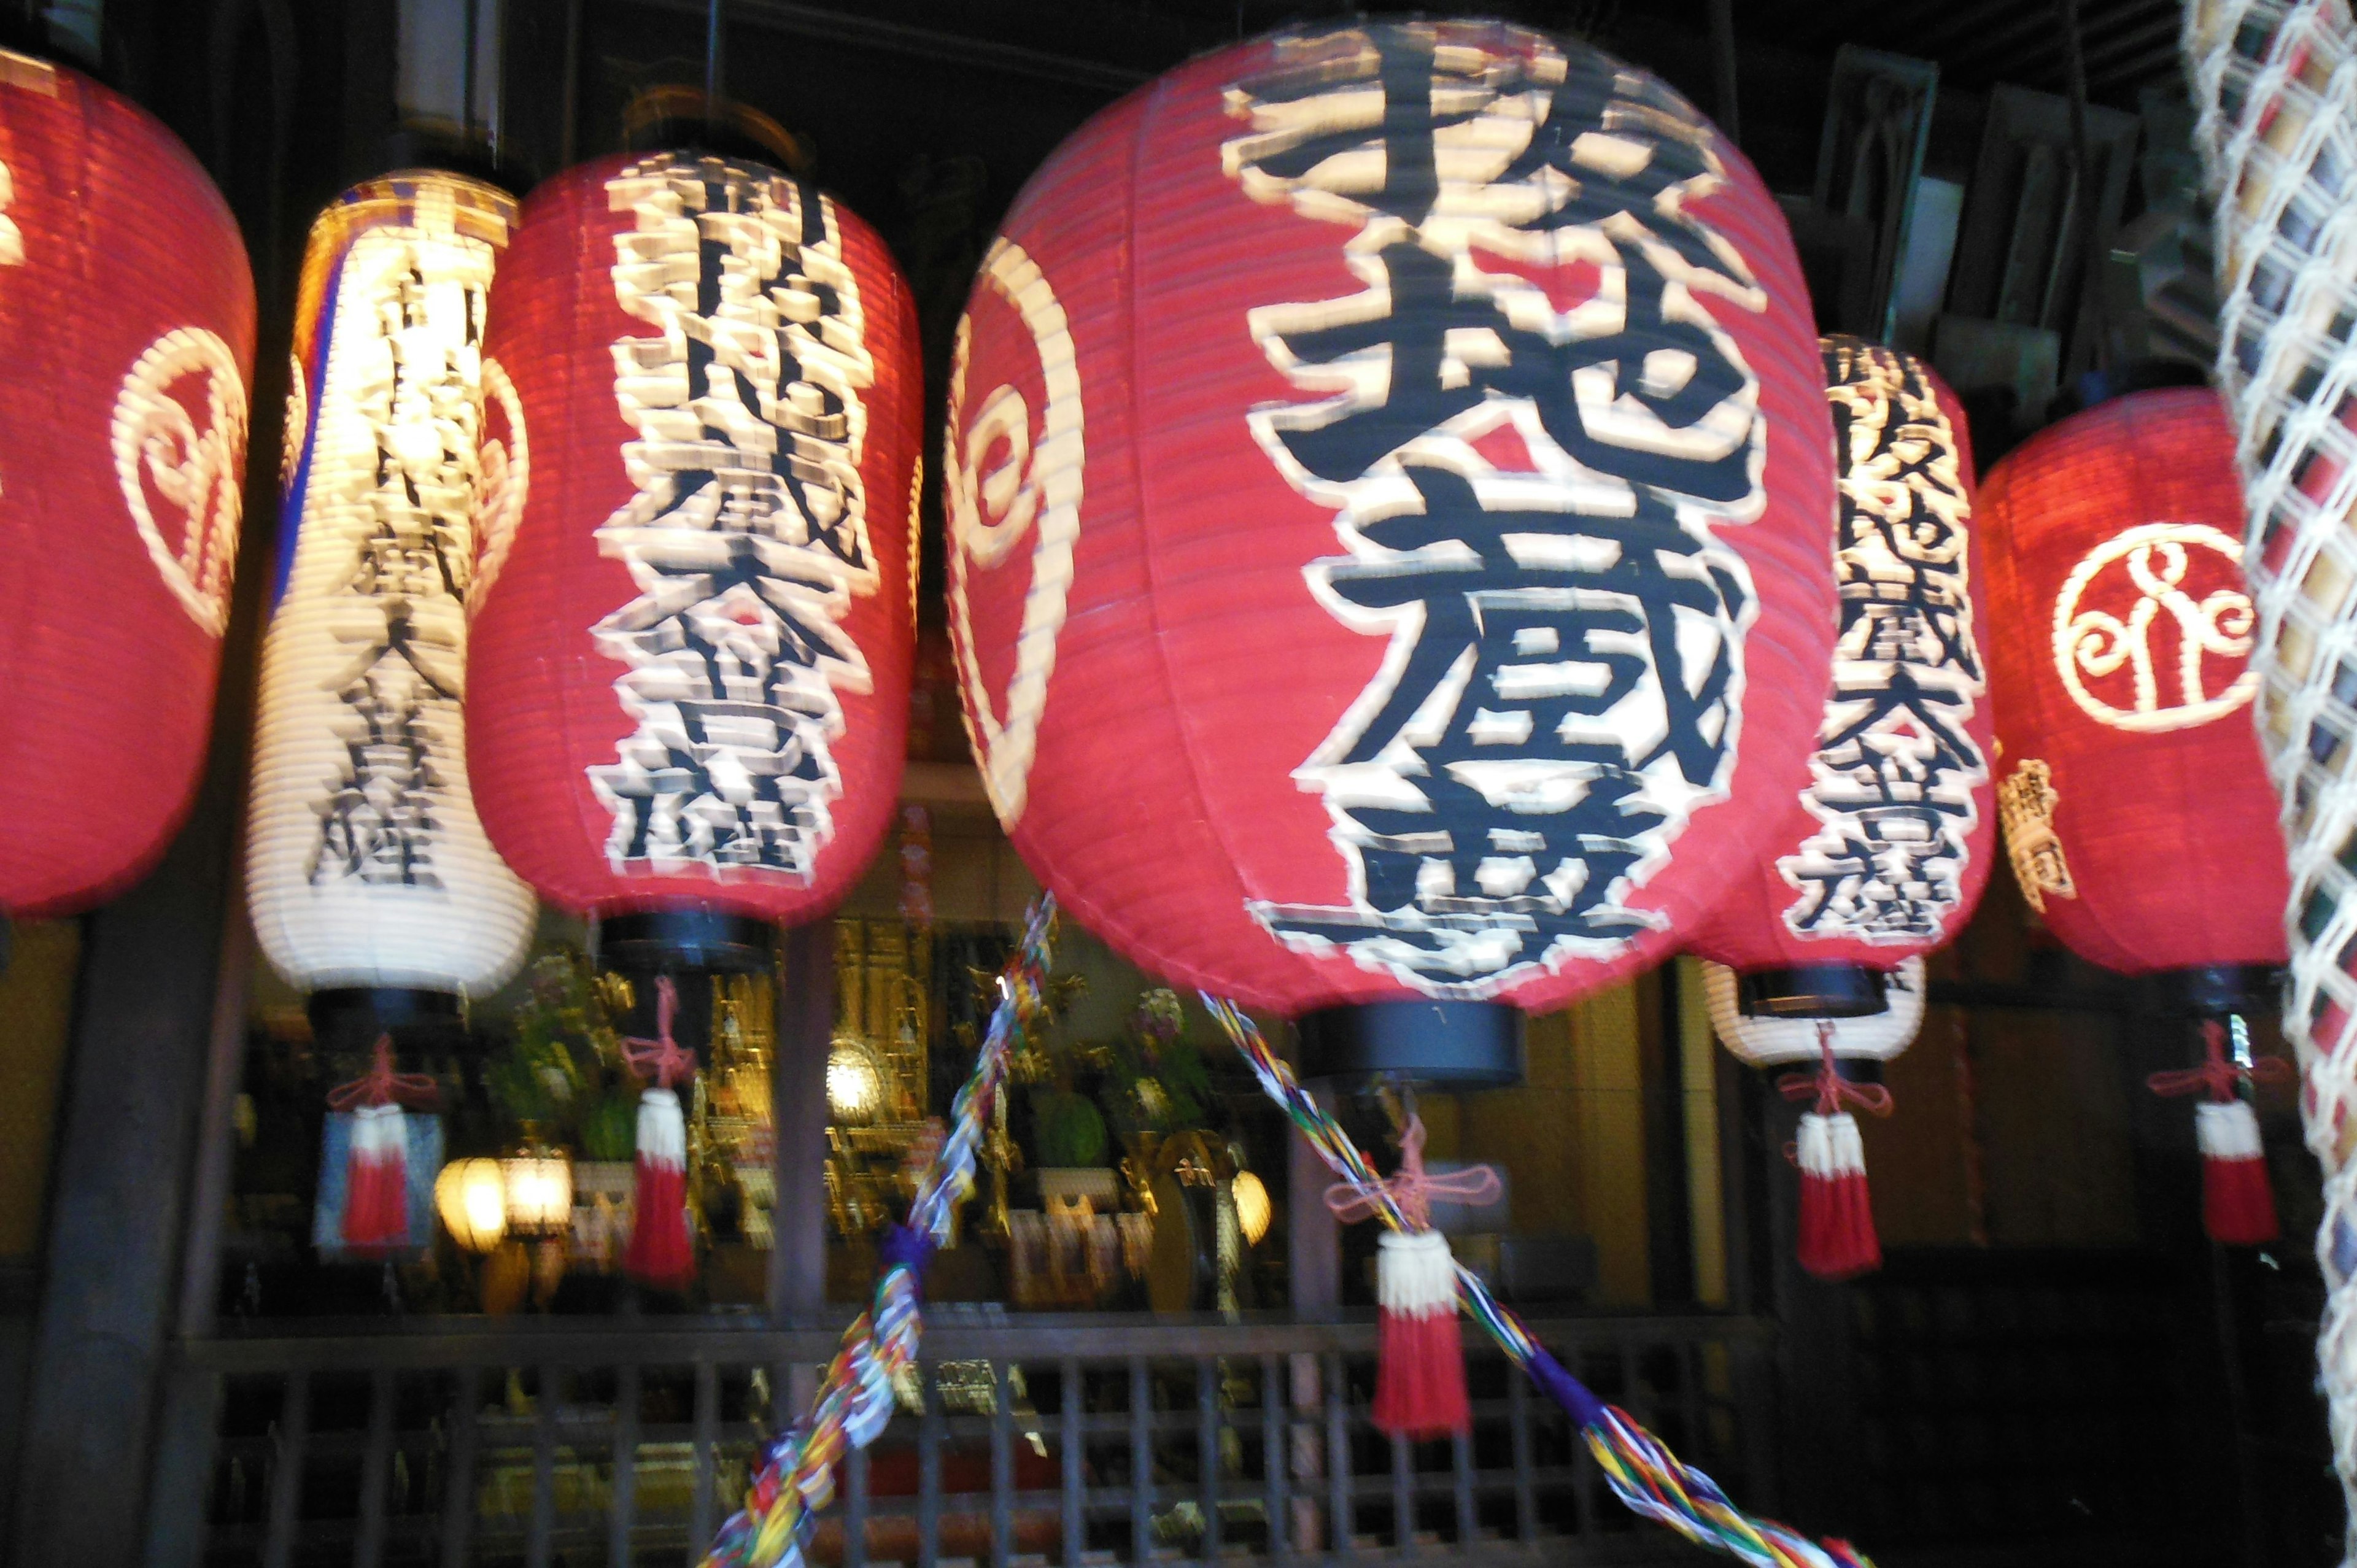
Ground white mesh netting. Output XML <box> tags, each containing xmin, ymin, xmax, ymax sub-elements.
<box><xmin>2188</xmin><ymin>0</ymin><xmax>2357</xmax><ymax>1543</ymax></box>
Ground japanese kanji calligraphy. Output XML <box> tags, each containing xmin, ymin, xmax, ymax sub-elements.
<box><xmin>249</xmin><ymin>173</ymin><xmax>530</xmax><ymax>994</ymax></box>
<box><xmin>1221</xmin><ymin>22</ymin><xmax>1769</xmax><ymax>994</ymax></box>
<box><xmin>1779</xmin><ymin>341</ymin><xmax>1987</xmax><ymax>943</ymax></box>
<box><xmin>590</xmin><ymin>154</ymin><xmax>879</xmax><ymax>881</ymax></box>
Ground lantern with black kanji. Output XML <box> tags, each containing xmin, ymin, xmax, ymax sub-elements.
<box><xmin>946</xmin><ymin>18</ymin><xmax>1833</xmax><ymax>1433</ymax></box>
<box><xmin>465</xmin><ymin>144</ymin><xmax>921</xmax><ymax>1285</ymax></box>
<box><xmin>1690</xmin><ymin>337</ymin><xmax>1996</xmax><ymax>1280</ymax></box>
<box><xmin>0</xmin><ymin>49</ymin><xmax>255</xmax><ymax>921</ymax></box>
<box><xmin>247</xmin><ymin>171</ymin><xmax>533</xmax><ymax>1256</ymax></box>
<box><xmin>949</xmin><ymin>19</ymin><xmax>1834</xmax><ymax>1074</ymax></box>
<box><xmin>1981</xmin><ymin>387</ymin><xmax>2290</xmax><ymax>1244</ymax></box>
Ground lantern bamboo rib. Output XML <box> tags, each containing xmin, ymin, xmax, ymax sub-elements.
<box><xmin>2187</xmin><ymin>0</ymin><xmax>2357</xmax><ymax>1551</ymax></box>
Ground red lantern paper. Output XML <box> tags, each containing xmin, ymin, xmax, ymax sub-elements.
<box><xmin>466</xmin><ymin>152</ymin><xmax>920</xmax><ymax>924</ymax></box>
<box><xmin>1980</xmin><ymin>387</ymin><xmax>2288</xmax><ymax>976</ymax></box>
<box><xmin>1692</xmin><ymin>338</ymin><xmax>1996</xmax><ymax>1008</ymax></box>
<box><xmin>946</xmin><ymin>20</ymin><xmax>1835</xmax><ymax>1017</ymax></box>
<box><xmin>0</xmin><ymin>50</ymin><xmax>255</xmax><ymax>917</ymax></box>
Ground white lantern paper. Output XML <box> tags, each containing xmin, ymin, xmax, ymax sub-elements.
<box><xmin>247</xmin><ymin>172</ymin><xmax>533</xmax><ymax>994</ymax></box>
<box><xmin>1703</xmin><ymin>957</ymin><xmax>1928</xmax><ymax>1068</ymax></box>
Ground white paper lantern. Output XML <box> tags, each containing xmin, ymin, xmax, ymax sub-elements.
<box><xmin>246</xmin><ymin>172</ymin><xmax>533</xmax><ymax>995</ymax></box>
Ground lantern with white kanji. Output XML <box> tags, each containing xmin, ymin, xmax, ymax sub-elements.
<box><xmin>1980</xmin><ymin>387</ymin><xmax>2289</xmax><ymax>1245</ymax></box>
<box><xmin>947</xmin><ymin>18</ymin><xmax>1834</xmax><ymax>1437</ymax></box>
<box><xmin>465</xmin><ymin>147</ymin><xmax>920</xmax><ymax>1286</ymax></box>
<box><xmin>0</xmin><ymin>48</ymin><xmax>254</xmax><ymax>919</ymax></box>
<box><xmin>1690</xmin><ymin>337</ymin><xmax>1996</xmax><ymax>1280</ymax></box>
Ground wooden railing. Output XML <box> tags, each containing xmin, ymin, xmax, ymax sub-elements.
<box><xmin>169</xmin><ymin>1311</ymin><xmax>1776</xmax><ymax>1568</ymax></box>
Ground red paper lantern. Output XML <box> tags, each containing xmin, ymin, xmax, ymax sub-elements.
<box><xmin>1980</xmin><ymin>387</ymin><xmax>2288</xmax><ymax>978</ymax></box>
<box><xmin>0</xmin><ymin>51</ymin><xmax>254</xmax><ymax>917</ymax></box>
<box><xmin>466</xmin><ymin>150</ymin><xmax>921</xmax><ymax>943</ymax></box>
<box><xmin>947</xmin><ymin>20</ymin><xmax>1834</xmax><ymax>1076</ymax></box>
<box><xmin>1691</xmin><ymin>338</ymin><xmax>1997</xmax><ymax>1015</ymax></box>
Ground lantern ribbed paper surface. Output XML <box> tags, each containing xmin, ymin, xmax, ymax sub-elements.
<box><xmin>247</xmin><ymin>172</ymin><xmax>533</xmax><ymax>995</ymax></box>
<box><xmin>0</xmin><ymin>48</ymin><xmax>254</xmax><ymax>917</ymax></box>
<box><xmin>1703</xmin><ymin>957</ymin><xmax>1926</xmax><ymax>1068</ymax></box>
<box><xmin>946</xmin><ymin>20</ymin><xmax>1835</xmax><ymax>1015</ymax></box>
<box><xmin>1691</xmin><ymin>338</ymin><xmax>1994</xmax><ymax>984</ymax></box>
<box><xmin>466</xmin><ymin>152</ymin><xmax>920</xmax><ymax>923</ymax></box>
<box><xmin>1978</xmin><ymin>388</ymin><xmax>2287</xmax><ymax>976</ymax></box>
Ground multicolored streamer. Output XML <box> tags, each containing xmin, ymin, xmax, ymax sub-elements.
<box><xmin>1203</xmin><ymin>996</ymin><xmax>1873</xmax><ymax>1568</ymax></box>
<box><xmin>702</xmin><ymin>898</ymin><xmax>1057</xmax><ymax>1568</ymax></box>
<box><xmin>699</xmin><ymin>890</ymin><xmax>1862</xmax><ymax>1568</ymax></box>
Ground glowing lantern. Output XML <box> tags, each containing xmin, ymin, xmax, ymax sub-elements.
<box><xmin>500</xmin><ymin>1144</ymin><xmax>574</xmax><ymax>1238</ymax></box>
<box><xmin>246</xmin><ymin>171</ymin><xmax>534</xmax><ymax>1034</ymax></box>
<box><xmin>1981</xmin><ymin>387</ymin><xmax>2288</xmax><ymax>1245</ymax></box>
<box><xmin>1980</xmin><ymin>389</ymin><xmax>2286</xmax><ymax>975</ymax></box>
<box><xmin>1231</xmin><ymin>1168</ymin><xmax>1272</xmax><ymax>1247</ymax></box>
<box><xmin>946</xmin><ymin>19</ymin><xmax>1835</xmax><ymax>1084</ymax></box>
<box><xmin>0</xmin><ymin>48</ymin><xmax>255</xmax><ymax>917</ymax></box>
<box><xmin>466</xmin><ymin>149</ymin><xmax>920</xmax><ymax>965</ymax></box>
<box><xmin>1689</xmin><ymin>338</ymin><xmax>1994</xmax><ymax>1279</ymax></box>
<box><xmin>466</xmin><ymin>146</ymin><xmax>920</xmax><ymax>1289</ymax></box>
<box><xmin>435</xmin><ymin>1156</ymin><xmax>508</xmax><ymax>1253</ymax></box>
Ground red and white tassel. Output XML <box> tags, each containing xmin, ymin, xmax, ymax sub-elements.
<box><xmin>1372</xmin><ymin>1228</ymin><xmax>1471</xmax><ymax>1439</ymax></box>
<box><xmin>625</xmin><ymin>1086</ymin><xmax>694</xmax><ymax>1289</ymax></box>
<box><xmin>2195</xmin><ymin>1099</ymin><xmax>2279</xmax><ymax>1246</ymax></box>
<box><xmin>1795</xmin><ymin>1110</ymin><xmax>1880</xmax><ymax>1281</ymax></box>
<box><xmin>342</xmin><ymin>1102</ymin><xmax>409</xmax><ymax>1255</ymax></box>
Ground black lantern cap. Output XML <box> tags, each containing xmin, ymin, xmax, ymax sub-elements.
<box><xmin>1294</xmin><ymin>999</ymin><xmax>1525</xmax><ymax>1089</ymax></box>
<box><xmin>597</xmin><ymin>910</ymin><xmax>776</xmax><ymax>976</ymax></box>
<box><xmin>1736</xmin><ymin>964</ymin><xmax>1888</xmax><ymax>1020</ymax></box>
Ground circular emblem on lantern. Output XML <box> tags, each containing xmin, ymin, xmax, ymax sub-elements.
<box><xmin>2051</xmin><ymin>521</ymin><xmax>2258</xmax><ymax>733</ymax></box>
<box><xmin>468</xmin><ymin>355</ymin><xmax>527</xmax><ymax>618</ymax></box>
<box><xmin>112</xmin><ymin>325</ymin><xmax>249</xmax><ymax>636</ymax></box>
<box><xmin>945</xmin><ymin>236</ymin><xmax>1085</xmax><ymax>828</ymax></box>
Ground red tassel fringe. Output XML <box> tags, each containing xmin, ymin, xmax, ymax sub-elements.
<box><xmin>1374</xmin><ymin>1307</ymin><xmax>1471</xmax><ymax>1439</ymax></box>
<box><xmin>2195</xmin><ymin>1100</ymin><xmax>2278</xmax><ymax>1246</ymax></box>
<box><xmin>342</xmin><ymin>1105</ymin><xmax>409</xmax><ymax>1255</ymax></box>
<box><xmin>2204</xmin><ymin>1157</ymin><xmax>2278</xmax><ymax>1246</ymax></box>
<box><xmin>625</xmin><ymin>1087</ymin><xmax>695</xmax><ymax>1289</ymax></box>
<box><xmin>1795</xmin><ymin>1112</ymin><xmax>1879</xmax><ymax>1281</ymax></box>
<box><xmin>626</xmin><ymin>1159</ymin><xmax>694</xmax><ymax>1288</ymax></box>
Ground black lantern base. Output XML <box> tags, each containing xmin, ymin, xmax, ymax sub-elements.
<box><xmin>1736</xmin><ymin>964</ymin><xmax>1888</xmax><ymax>1020</ymax></box>
<box><xmin>1293</xmin><ymin>1000</ymin><xmax>1525</xmax><ymax>1089</ymax></box>
<box><xmin>306</xmin><ymin>987</ymin><xmax>464</xmax><ymax>1057</ymax></box>
<box><xmin>595</xmin><ymin>911</ymin><xmax>778</xmax><ymax>1057</ymax></box>
<box><xmin>598</xmin><ymin>911</ymin><xmax>777</xmax><ymax>975</ymax></box>
<box><xmin>2167</xmin><ymin>964</ymin><xmax>2284</xmax><ymax>1018</ymax></box>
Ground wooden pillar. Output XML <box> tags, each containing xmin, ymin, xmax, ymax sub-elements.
<box><xmin>11</xmin><ymin>762</ymin><xmax>245</xmax><ymax>1567</ymax></box>
<box><xmin>1287</xmin><ymin>1079</ymin><xmax>1340</xmax><ymax>1319</ymax></box>
<box><xmin>770</xmin><ymin>921</ymin><xmax>835</xmax><ymax>1327</ymax></box>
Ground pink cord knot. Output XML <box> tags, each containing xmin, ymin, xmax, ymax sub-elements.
<box><xmin>622</xmin><ymin>975</ymin><xmax>697</xmax><ymax>1089</ymax></box>
<box><xmin>325</xmin><ymin>1033</ymin><xmax>439</xmax><ymax>1111</ymax></box>
<box><xmin>1325</xmin><ymin>1113</ymin><xmax>1501</xmax><ymax>1230</ymax></box>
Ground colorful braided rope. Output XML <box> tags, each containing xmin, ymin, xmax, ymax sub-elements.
<box><xmin>699</xmin><ymin>890</ymin><xmax>1860</xmax><ymax>1568</ymax></box>
<box><xmin>1203</xmin><ymin>996</ymin><xmax>1873</xmax><ymax>1568</ymax></box>
<box><xmin>702</xmin><ymin>898</ymin><xmax>1058</xmax><ymax>1568</ymax></box>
